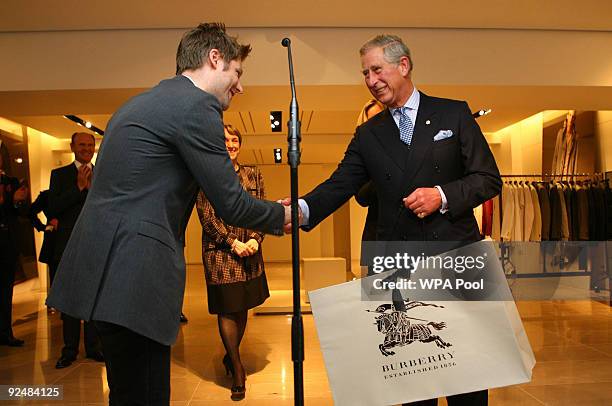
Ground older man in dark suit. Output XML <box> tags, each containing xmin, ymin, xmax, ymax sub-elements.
<box><xmin>48</xmin><ymin>132</ymin><xmax>104</xmax><ymax>369</ymax></box>
<box><xmin>295</xmin><ymin>34</ymin><xmax>502</xmax><ymax>406</ymax></box>
<box><xmin>47</xmin><ymin>23</ymin><xmax>288</xmax><ymax>405</ymax></box>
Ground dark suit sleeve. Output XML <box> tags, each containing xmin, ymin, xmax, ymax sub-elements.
<box><xmin>176</xmin><ymin>94</ymin><xmax>284</xmax><ymax>235</ymax></box>
<box><xmin>301</xmin><ymin>128</ymin><xmax>369</xmax><ymax>230</ymax></box>
<box><xmin>29</xmin><ymin>192</ymin><xmax>46</xmax><ymax>232</ymax></box>
<box><xmin>48</xmin><ymin>168</ymin><xmax>87</xmax><ymax>218</ymax></box>
<box><xmin>439</xmin><ymin>102</ymin><xmax>502</xmax><ymax>218</ymax></box>
<box><xmin>355</xmin><ymin>180</ymin><xmax>376</xmax><ymax>207</ymax></box>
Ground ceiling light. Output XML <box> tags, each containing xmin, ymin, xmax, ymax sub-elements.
<box><xmin>273</xmin><ymin>148</ymin><xmax>282</xmax><ymax>163</ymax></box>
<box><xmin>472</xmin><ymin>108</ymin><xmax>492</xmax><ymax>119</ymax></box>
<box><xmin>63</xmin><ymin>115</ymin><xmax>105</xmax><ymax>135</ymax></box>
<box><xmin>270</xmin><ymin>111</ymin><xmax>282</xmax><ymax>133</ymax></box>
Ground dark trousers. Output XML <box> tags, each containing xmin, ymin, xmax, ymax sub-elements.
<box><xmin>60</xmin><ymin>314</ymin><xmax>101</xmax><ymax>358</ymax></box>
<box><xmin>404</xmin><ymin>390</ymin><xmax>488</xmax><ymax>406</ymax></box>
<box><xmin>50</xmin><ymin>262</ymin><xmax>102</xmax><ymax>358</ymax></box>
<box><xmin>94</xmin><ymin>320</ymin><xmax>170</xmax><ymax>406</ymax></box>
<box><xmin>0</xmin><ymin>252</ymin><xmax>17</xmax><ymax>339</ymax></box>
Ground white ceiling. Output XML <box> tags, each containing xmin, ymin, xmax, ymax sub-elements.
<box><xmin>2</xmin><ymin>0</ymin><xmax>611</xmax><ymax>32</ymax></box>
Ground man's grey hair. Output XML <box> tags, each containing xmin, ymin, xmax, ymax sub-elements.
<box><xmin>359</xmin><ymin>35</ymin><xmax>413</xmax><ymax>72</ymax></box>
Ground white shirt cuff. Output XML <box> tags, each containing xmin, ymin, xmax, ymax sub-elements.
<box><xmin>298</xmin><ymin>199</ymin><xmax>310</xmax><ymax>226</ymax></box>
<box><xmin>434</xmin><ymin>185</ymin><xmax>448</xmax><ymax>213</ymax></box>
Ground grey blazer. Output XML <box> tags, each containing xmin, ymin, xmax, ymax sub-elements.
<box><xmin>47</xmin><ymin>75</ymin><xmax>284</xmax><ymax>345</ymax></box>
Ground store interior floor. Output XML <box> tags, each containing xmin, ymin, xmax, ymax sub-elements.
<box><xmin>1</xmin><ymin>263</ymin><xmax>611</xmax><ymax>405</ymax></box>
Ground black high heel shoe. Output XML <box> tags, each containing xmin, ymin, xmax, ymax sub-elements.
<box><xmin>230</xmin><ymin>384</ymin><xmax>246</xmax><ymax>401</ymax></box>
<box><xmin>223</xmin><ymin>354</ymin><xmax>235</xmax><ymax>376</ymax></box>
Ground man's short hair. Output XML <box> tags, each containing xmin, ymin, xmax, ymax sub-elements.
<box><xmin>224</xmin><ymin>124</ymin><xmax>242</xmax><ymax>146</ymax></box>
<box><xmin>70</xmin><ymin>132</ymin><xmax>95</xmax><ymax>145</ymax></box>
<box><xmin>176</xmin><ymin>22</ymin><xmax>252</xmax><ymax>75</ymax></box>
<box><xmin>359</xmin><ymin>34</ymin><xmax>413</xmax><ymax>72</ymax></box>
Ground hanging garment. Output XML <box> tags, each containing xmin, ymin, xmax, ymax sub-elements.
<box><xmin>551</xmin><ymin>112</ymin><xmax>578</xmax><ymax>176</ymax></box>
<box><xmin>529</xmin><ymin>184</ymin><xmax>542</xmax><ymax>241</ymax></box>
<box><xmin>549</xmin><ymin>184</ymin><xmax>562</xmax><ymax>241</ymax></box>
<box><xmin>492</xmin><ymin>194</ymin><xmax>501</xmax><ymax>241</ymax></box>
<box><xmin>564</xmin><ymin>184</ymin><xmax>578</xmax><ymax>241</ymax></box>
<box><xmin>482</xmin><ymin>199</ymin><xmax>493</xmax><ymax>237</ymax></box>
<box><xmin>590</xmin><ymin>184</ymin><xmax>607</xmax><ymax>240</ymax></box>
<box><xmin>537</xmin><ymin>183</ymin><xmax>551</xmax><ymax>241</ymax></box>
<box><xmin>474</xmin><ymin>203</ymin><xmax>483</xmax><ymax>235</ymax></box>
<box><xmin>522</xmin><ymin>184</ymin><xmax>534</xmax><ymax>241</ymax></box>
<box><xmin>513</xmin><ymin>184</ymin><xmax>524</xmax><ymax>241</ymax></box>
<box><xmin>576</xmin><ymin>184</ymin><xmax>589</xmax><ymax>241</ymax></box>
<box><xmin>558</xmin><ymin>186</ymin><xmax>570</xmax><ymax>241</ymax></box>
<box><xmin>605</xmin><ymin>183</ymin><xmax>612</xmax><ymax>240</ymax></box>
<box><xmin>500</xmin><ymin>183</ymin><xmax>515</xmax><ymax>241</ymax></box>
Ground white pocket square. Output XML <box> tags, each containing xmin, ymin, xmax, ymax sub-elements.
<box><xmin>433</xmin><ymin>129</ymin><xmax>453</xmax><ymax>141</ymax></box>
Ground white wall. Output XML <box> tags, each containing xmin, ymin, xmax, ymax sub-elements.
<box><xmin>493</xmin><ymin>112</ymin><xmax>543</xmax><ymax>174</ymax></box>
<box><xmin>2</xmin><ymin>28</ymin><xmax>612</xmax><ymax>91</ymax></box>
<box><xmin>596</xmin><ymin>111</ymin><xmax>612</xmax><ymax>172</ymax></box>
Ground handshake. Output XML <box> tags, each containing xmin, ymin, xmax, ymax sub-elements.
<box><xmin>279</xmin><ymin>197</ymin><xmax>303</xmax><ymax>234</ymax></box>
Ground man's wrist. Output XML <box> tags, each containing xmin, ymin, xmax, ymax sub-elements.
<box><xmin>434</xmin><ymin>185</ymin><xmax>448</xmax><ymax>213</ymax></box>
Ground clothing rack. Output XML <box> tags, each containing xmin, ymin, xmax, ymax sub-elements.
<box><xmin>496</xmin><ymin>174</ymin><xmax>611</xmax><ymax>304</ymax></box>
<box><xmin>501</xmin><ymin>173</ymin><xmax>597</xmax><ymax>179</ymax></box>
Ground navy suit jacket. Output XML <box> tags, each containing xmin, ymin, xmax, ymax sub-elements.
<box><xmin>303</xmin><ymin>92</ymin><xmax>501</xmax><ymax>247</ymax></box>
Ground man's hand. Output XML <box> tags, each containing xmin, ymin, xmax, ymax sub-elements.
<box><xmin>403</xmin><ymin>187</ymin><xmax>442</xmax><ymax>219</ymax></box>
<box><xmin>46</xmin><ymin>218</ymin><xmax>59</xmax><ymax>232</ymax></box>
<box><xmin>86</xmin><ymin>169</ymin><xmax>93</xmax><ymax>190</ymax></box>
<box><xmin>279</xmin><ymin>198</ymin><xmax>303</xmax><ymax>234</ymax></box>
<box><xmin>13</xmin><ymin>185</ymin><xmax>29</xmax><ymax>202</ymax></box>
<box><xmin>231</xmin><ymin>240</ymin><xmax>253</xmax><ymax>257</ymax></box>
<box><xmin>77</xmin><ymin>165</ymin><xmax>92</xmax><ymax>191</ymax></box>
<box><xmin>245</xmin><ymin>239</ymin><xmax>259</xmax><ymax>253</ymax></box>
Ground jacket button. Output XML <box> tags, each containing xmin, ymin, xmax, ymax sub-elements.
<box><xmin>386</xmin><ymin>173</ymin><xmax>391</xmax><ymax>180</ymax></box>
<box><xmin>402</xmin><ymin>235</ymin><xmax>409</xmax><ymax>240</ymax></box>
<box><xmin>432</xmin><ymin>232</ymin><xmax>439</xmax><ymax>240</ymax></box>
<box><xmin>434</xmin><ymin>164</ymin><xmax>440</xmax><ymax>173</ymax></box>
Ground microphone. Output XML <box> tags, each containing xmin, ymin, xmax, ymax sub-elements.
<box><xmin>281</xmin><ymin>37</ymin><xmax>300</xmax><ymax>168</ymax></box>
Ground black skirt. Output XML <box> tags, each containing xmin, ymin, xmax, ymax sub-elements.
<box><xmin>206</xmin><ymin>272</ymin><xmax>270</xmax><ymax>314</ymax></box>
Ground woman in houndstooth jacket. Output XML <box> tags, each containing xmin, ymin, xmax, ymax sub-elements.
<box><xmin>196</xmin><ymin>124</ymin><xmax>268</xmax><ymax>400</ymax></box>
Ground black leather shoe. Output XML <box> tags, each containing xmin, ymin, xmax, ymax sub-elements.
<box><xmin>86</xmin><ymin>351</ymin><xmax>105</xmax><ymax>362</ymax></box>
<box><xmin>180</xmin><ymin>312</ymin><xmax>188</xmax><ymax>323</ymax></box>
<box><xmin>230</xmin><ymin>385</ymin><xmax>246</xmax><ymax>401</ymax></box>
<box><xmin>55</xmin><ymin>355</ymin><xmax>75</xmax><ymax>369</ymax></box>
<box><xmin>0</xmin><ymin>336</ymin><xmax>24</xmax><ymax>347</ymax></box>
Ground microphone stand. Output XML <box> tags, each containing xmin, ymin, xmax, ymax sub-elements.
<box><xmin>281</xmin><ymin>37</ymin><xmax>304</xmax><ymax>406</ymax></box>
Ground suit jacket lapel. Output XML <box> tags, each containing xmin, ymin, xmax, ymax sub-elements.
<box><xmin>401</xmin><ymin>92</ymin><xmax>438</xmax><ymax>190</ymax></box>
<box><xmin>371</xmin><ymin>109</ymin><xmax>408</xmax><ymax>171</ymax></box>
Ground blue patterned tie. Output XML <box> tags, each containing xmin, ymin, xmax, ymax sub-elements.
<box><xmin>397</xmin><ymin>107</ymin><xmax>414</xmax><ymax>146</ymax></box>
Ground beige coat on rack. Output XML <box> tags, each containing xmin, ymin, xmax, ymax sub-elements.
<box><xmin>513</xmin><ymin>184</ymin><xmax>524</xmax><ymax>241</ymax></box>
<box><xmin>529</xmin><ymin>184</ymin><xmax>542</xmax><ymax>241</ymax></box>
<box><xmin>500</xmin><ymin>183</ymin><xmax>514</xmax><ymax>241</ymax></box>
<box><xmin>522</xmin><ymin>184</ymin><xmax>534</xmax><ymax>241</ymax></box>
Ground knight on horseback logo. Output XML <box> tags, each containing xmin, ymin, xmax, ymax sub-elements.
<box><xmin>367</xmin><ymin>299</ymin><xmax>452</xmax><ymax>356</ymax></box>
